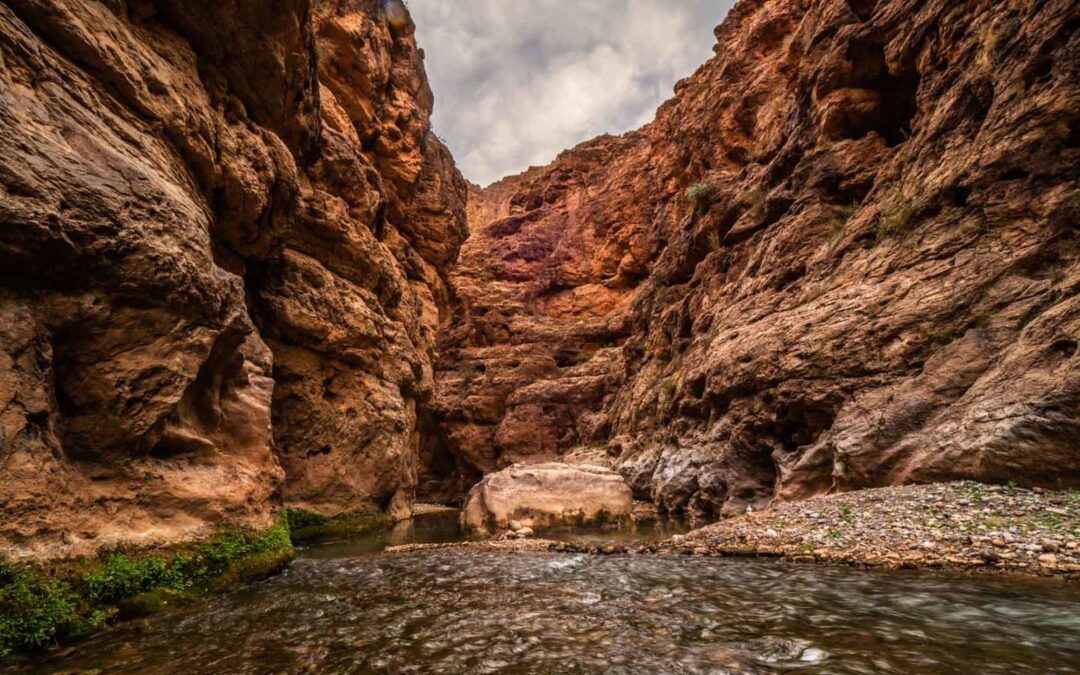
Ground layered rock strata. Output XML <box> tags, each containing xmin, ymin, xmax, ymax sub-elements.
<box><xmin>431</xmin><ymin>0</ymin><xmax>1080</xmax><ymax>516</ymax></box>
<box><xmin>0</xmin><ymin>0</ymin><xmax>466</xmax><ymax>560</ymax></box>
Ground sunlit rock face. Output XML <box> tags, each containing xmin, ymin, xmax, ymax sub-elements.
<box><xmin>0</xmin><ymin>0</ymin><xmax>466</xmax><ymax>559</ymax></box>
<box><xmin>460</xmin><ymin>463</ymin><xmax>634</xmax><ymax>535</ymax></box>
<box><xmin>430</xmin><ymin>0</ymin><xmax>1080</xmax><ymax>515</ymax></box>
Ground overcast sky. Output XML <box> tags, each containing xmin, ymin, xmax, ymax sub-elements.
<box><xmin>409</xmin><ymin>1</ymin><xmax>736</xmax><ymax>185</ymax></box>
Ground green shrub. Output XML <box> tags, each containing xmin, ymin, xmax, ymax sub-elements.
<box><xmin>686</xmin><ymin>179</ymin><xmax>718</xmax><ymax>215</ymax></box>
<box><xmin>0</xmin><ymin>516</ymin><xmax>294</xmax><ymax>659</ymax></box>
<box><xmin>83</xmin><ymin>554</ymin><xmax>182</xmax><ymax>606</ymax></box>
<box><xmin>0</xmin><ymin>564</ymin><xmax>84</xmax><ymax>657</ymax></box>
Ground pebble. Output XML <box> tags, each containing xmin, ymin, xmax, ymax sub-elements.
<box><xmin>669</xmin><ymin>481</ymin><xmax>1079</xmax><ymax>579</ymax></box>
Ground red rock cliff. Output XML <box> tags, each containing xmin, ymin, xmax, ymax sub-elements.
<box><xmin>430</xmin><ymin>0</ymin><xmax>1080</xmax><ymax>514</ymax></box>
<box><xmin>0</xmin><ymin>0</ymin><xmax>466</xmax><ymax>560</ymax></box>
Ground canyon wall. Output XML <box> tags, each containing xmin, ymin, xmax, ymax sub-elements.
<box><xmin>431</xmin><ymin>0</ymin><xmax>1080</xmax><ymax>514</ymax></box>
<box><xmin>0</xmin><ymin>0</ymin><xmax>466</xmax><ymax>560</ymax></box>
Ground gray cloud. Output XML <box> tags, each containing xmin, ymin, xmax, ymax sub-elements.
<box><xmin>409</xmin><ymin>0</ymin><xmax>736</xmax><ymax>185</ymax></box>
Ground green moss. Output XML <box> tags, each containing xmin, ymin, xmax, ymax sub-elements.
<box><xmin>0</xmin><ymin>515</ymin><xmax>293</xmax><ymax>659</ymax></box>
<box><xmin>285</xmin><ymin>508</ymin><xmax>393</xmax><ymax>544</ymax></box>
<box><xmin>659</xmin><ymin>377</ymin><xmax>677</xmax><ymax>399</ymax></box>
<box><xmin>875</xmin><ymin>191</ymin><xmax>915</xmax><ymax>243</ymax></box>
<box><xmin>116</xmin><ymin>588</ymin><xmax>196</xmax><ymax>619</ymax></box>
<box><xmin>570</xmin><ymin>351</ymin><xmax>593</xmax><ymax>366</ymax></box>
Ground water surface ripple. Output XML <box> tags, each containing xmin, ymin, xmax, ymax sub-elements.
<box><xmin>25</xmin><ymin>547</ymin><xmax>1080</xmax><ymax>674</ymax></box>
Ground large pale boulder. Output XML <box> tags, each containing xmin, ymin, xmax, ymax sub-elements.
<box><xmin>460</xmin><ymin>463</ymin><xmax>633</xmax><ymax>534</ymax></box>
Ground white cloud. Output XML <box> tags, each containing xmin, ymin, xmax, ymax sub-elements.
<box><xmin>409</xmin><ymin>0</ymin><xmax>736</xmax><ymax>185</ymax></box>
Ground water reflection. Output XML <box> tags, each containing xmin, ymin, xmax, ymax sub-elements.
<box><xmin>302</xmin><ymin>511</ymin><xmax>697</xmax><ymax>559</ymax></box>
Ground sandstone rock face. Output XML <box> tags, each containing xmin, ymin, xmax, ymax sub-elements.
<box><xmin>460</xmin><ymin>463</ymin><xmax>633</xmax><ymax>535</ymax></box>
<box><xmin>432</xmin><ymin>0</ymin><xmax>1080</xmax><ymax>515</ymax></box>
<box><xmin>0</xmin><ymin>0</ymin><xmax>465</xmax><ymax>560</ymax></box>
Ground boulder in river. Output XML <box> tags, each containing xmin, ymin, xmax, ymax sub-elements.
<box><xmin>460</xmin><ymin>463</ymin><xmax>633</xmax><ymax>535</ymax></box>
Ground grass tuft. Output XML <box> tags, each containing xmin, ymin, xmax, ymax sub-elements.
<box><xmin>875</xmin><ymin>191</ymin><xmax>914</xmax><ymax>243</ymax></box>
<box><xmin>686</xmin><ymin>179</ymin><xmax>718</xmax><ymax>215</ymax></box>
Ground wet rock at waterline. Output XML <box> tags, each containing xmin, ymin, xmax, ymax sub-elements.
<box><xmin>460</xmin><ymin>463</ymin><xmax>633</xmax><ymax>535</ymax></box>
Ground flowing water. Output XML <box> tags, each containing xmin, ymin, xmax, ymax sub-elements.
<box><xmin>20</xmin><ymin>514</ymin><xmax>1080</xmax><ymax>674</ymax></box>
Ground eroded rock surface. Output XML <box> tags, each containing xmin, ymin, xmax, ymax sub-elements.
<box><xmin>0</xmin><ymin>0</ymin><xmax>465</xmax><ymax>559</ymax></box>
<box><xmin>460</xmin><ymin>463</ymin><xmax>633</xmax><ymax>535</ymax></box>
<box><xmin>431</xmin><ymin>0</ymin><xmax>1080</xmax><ymax>515</ymax></box>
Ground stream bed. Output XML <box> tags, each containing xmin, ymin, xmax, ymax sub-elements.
<box><xmin>20</xmin><ymin>514</ymin><xmax>1080</xmax><ymax>674</ymax></box>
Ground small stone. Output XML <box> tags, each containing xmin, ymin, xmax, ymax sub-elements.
<box><xmin>508</xmin><ymin>520</ymin><xmax>524</xmax><ymax>532</ymax></box>
<box><xmin>991</xmin><ymin>538</ymin><xmax>1007</xmax><ymax>548</ymax></box>
<box><xmin>764</xmin><ymin>528</ymin><xmax>779</xmax><ymax>538</ymax></box>
<box><xmin>1038</xmin><ymin>553</ymin><xmax>1057</xmax><ymax>565</ymax></box>
<box><xmin>1041</xmin><ymin>541</ymin><xmax>1060</xmax><ymax>553</ymax></box>
<box><xmin>517</xmin><ymin>527</ymin><xmax>535</xmax><ymax>537</ymax></box>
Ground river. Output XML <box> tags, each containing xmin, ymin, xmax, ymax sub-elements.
<box><xmin>20</xmin><ymin>513</ymin><xmax>1080</xmax><ymax>674</ymax></box>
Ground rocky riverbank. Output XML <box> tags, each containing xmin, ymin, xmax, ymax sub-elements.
<box><xmin>658</xmin><ymin>482</ymin><xmax>1080</xmax><ymax>580</ymax></box>
<box><xmin>389</xmin><ymin>482</ymin><xmax>1080</xmax><ymax>581</ymax></box>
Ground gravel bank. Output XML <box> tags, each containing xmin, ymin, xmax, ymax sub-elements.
<box><xmin>672</xmin><ymin>482</ymin><xmax>1079</xmax><ymax>579</ymax></box>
